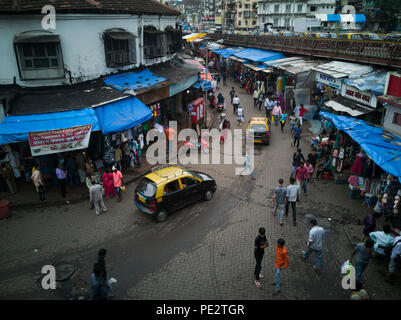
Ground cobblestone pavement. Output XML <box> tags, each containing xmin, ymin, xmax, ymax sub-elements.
<box><xmin>1</xmin><ymin>78</ymin><xmax>400</xmax><ymax>300</ymax></box>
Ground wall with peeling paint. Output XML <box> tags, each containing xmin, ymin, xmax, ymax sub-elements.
<box><xmin>0</xmin><ymin>14</ymin><xmax>177</xmax><ymax>87</ymax></box>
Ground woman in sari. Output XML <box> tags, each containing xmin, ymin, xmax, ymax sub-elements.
<box><xmin>102</xmin><ymin>167</ymin><xmax>116</xmax><ymax>199</ymax></box>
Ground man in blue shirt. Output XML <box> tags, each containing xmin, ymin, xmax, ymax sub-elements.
<box><xmin>293</xmin><ymin>123</ymin><xmax>302</xmax><ymax>148</ymax></box>
<box><xmin>91</xmin><ymin>263</ymin><xmax>111</xmax><ymax>300</ymax></box>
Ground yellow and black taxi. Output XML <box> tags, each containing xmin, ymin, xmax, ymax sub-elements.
<box><xmin>134</xmin><ymin>166</ymin><xmax>217</xmax><ymax>222</ymax></box>
<box><xmin>247</xmin><ymin>116</ymin><xmax>270</xmax><ymax>145</ymax></box>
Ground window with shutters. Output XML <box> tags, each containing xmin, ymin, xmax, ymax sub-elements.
<box><xmin>144</xmin><ymin>26</ymin><xmax>167</xmax><ymax>59</ymax></box>
<box><xmin>103</xmin><ymin>29</ymin><xmax>136</xmax><ymax>67</ymax></box>
<box><xmin>14</xmin><ymin>31</ymin><xmax>64</xmax><ymax>80</ymax></box>
<box><xmin>393</xmin><ymin>112</ymin><xmax>401</xmax><ymax>126</ymax></box>
<box><xmin>165</xmin><ymin>27</ymin><xmax>182</xmax><ymax>54</ymax></box>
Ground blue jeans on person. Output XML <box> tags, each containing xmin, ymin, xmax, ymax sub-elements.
<box><xmin>297</xmin><ymin>179</ymin><xmax>307</xmax><ymax>193</ymax></box>
<box><xmin>274</xmin><ymin>203</ymin><xmax>285</xmax><ymax>223</ymax></box>
<box><xmin>355</xmin><ymin>260</ymin><xmax>368</xmax><ymax>282</ymax></box>
<box><xmin>290</xmin><ymin>123</ymin><xmax>295</xmax><ymax>134</ymax></box>
<box><xmin>303</xmin><ymin>247</ymin><xmax>323</xmax><ymax>271</ymax></box>
<box><xmin>275</xmin><ymin>268</ymin><xmax>281</xmax><ymax>292</ymax></box>
<box><xmin>240</xmin><ymin>163</ymin><xmax>254</xmax><ymax>178</ymax></box>
<box><xmin>291</xmin><ymin>166</ymin><xmax>297</xmax><ymax>175</ymax></box>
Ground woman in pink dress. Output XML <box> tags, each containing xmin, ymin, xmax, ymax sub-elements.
<box><xmin>102</xmin><ymin>167</ymin><xmax>116</xmax><ymax>199</ymax></box>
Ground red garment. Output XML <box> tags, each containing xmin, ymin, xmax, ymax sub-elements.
<box><xmin>299</xmin><ymin>106</ymin><xmax>307</xmax><ymax>117</ymax></box>
<box><xmin>295</xmin><ymin>166</ymin><xmax>308</xmax><ymax>181</ymax></box>
<box><xmin>350</xmin><ymin>154</ymin><xmax>363</xmax><ymax>176</ymax></box>
<box><xmin>102</xmin><ymin>172</ymin><xmax>116</xmax><ymax>198</ymax></box>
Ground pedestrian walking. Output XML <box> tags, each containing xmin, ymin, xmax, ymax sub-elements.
<box><xmin>285</xmin><ymin>176</ymin><xmax>299</xmax><ymax>226</ymax></box>
<box><xmin>258</xmin><ymin>91</ymin><xmax>264</xmax><ymax>111</ymax></box>
<box><xmin>302</xmin><ymin>219</ymin><xmax>325</xmax><ymax>274</ymax></box>
<box><xmin>361</xmin><ymin>213</ymin><xmax>376</xmax><ymax>242</ymax></box>
<box><xmin>349</xmin><ymin>239</ymin><xmax>374</xmax><ymax>283</ymax></box>
<box><xmin>272</xmin><ymin>103</ymin><xmax>282</xmax><ymax>127</ymax></box>
<box><xmin>280</xmin><ymin>111</ymin><xmax>287</xmax><ymax>133</ymax></box>
<box><xmin>1</xmin><ymin>163</ymin><xmax>17</xmax><ymax>194</ymax></box>
<box><xmin>56</xmin><ymin>164</ymin><xmax>67</xmax><ymax>199</ymax></box>
<box><xmin>222</xmin><ymin>71</ymin><xmax>227</xmax><ymax>86</ymax></box>
<box><xmin>298</xmin><ymin>104</ymin><xmax>307</xmax><ymax>126</ymax></box>
<box><xmin>230</xmin><ymin>87</ymin><xmax>235</xmax><ymax>104</ymax></box>
<box><xmin>294</xmin><ymin>161</ymin><xmax>308</xmax><ymax>194</ymax></box>
<box><xmin>273</xmin><ymin>178</ymin><xmax>287</xmax><ymax>226</ymax></box>
<box><xmin>264</xmin><ymin>96</ymin><xmax>273</xmax><ymax>119</ymax></box>
<box><xmin>387</xmin><ymin>235</ymin><xmax>401</xmax><ymax>282</ymax></box>
<box><xmin>307</xmin><ymin>148</ymin><xmax>318</xmax><ymax>173</ymax></box>
<box><xmin>292</xmin><ymin>148</ymin><xmax>305</xmax><ymax>175</ymax></box>
<box><xmin>239</xmin><ymin>152</ymin><xmax>255</xmax><ymax>179</ymax></box>
<box><xmin>236</xmin><ymin>105</ymin><xmax>244</xmax><ymax>127</ymax></box>
<box><xmin>304</xmin><ymin>160</ymin><xmax>314</xmax><ymax>184</ymax></box>
<box><xmin>90</xmin><ymin>180</ymin><xmax>107</xmax><ymax>216</ymax></box>
<box><xmin>112</xmin><ymin>166</ymin><xmax>123</xmax><ymax>202</ymax></box>
<box><xmin>253</xmin><ymin>90</ymin><xmax>259</xmax><ymax>108</ymax></box>
<box><xmin>293</xmin><ymin>123</ymin><xmax>302</xmax><ymax>148</ymax></box>
<box><xmin>232</xmin><ymin>95</ymin><xmax>240</xmax><ymax>114</ymax></box>
<box><xmin>91</xmin><ymin>263</ymin><xmax>111</xmax><ymax>300</ymax></box>
<box><xmin>96</xmin><ymin>248</ymin><xmax>108</xmax><ymax>280</ymax></box>
<box><xmin>102</xmin><ymin>167</ymin><xmax>116</xmax><ymax>199</ymax></box>
<box><xmin>273</xmin><ymin>238</ymin><xmax>289</xmax><ymax>296</ymax></box>
<box><xmin>289</xmin><ymin>112</ymin><xmax>297</xmax><ymax>136</ymax></box>
<box><xmin>86</xmin><ymin>173</ymin><xmax>95</xmax><ymax>209</ymax></box>
<box><xmin>254</xmin><ymin>227</ymin><xmax>268</xmax><ymax>287</ymax></box>
<box><xmin>217</xmin><ymin>92</ymin><xmax>224</xmax><ymax>105</ymax></box>
<box><xmin>31</xmin><ymin>163</ymin><xmax>46</xmax><ymax>202</ymax></box>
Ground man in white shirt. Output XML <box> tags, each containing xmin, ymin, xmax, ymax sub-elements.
<box><xmin>232</xmin><ymin>95</ymin><xmax>240</xmax><ymax>114</ymax></box>
<box><xmin>302</xmin><ymin>219</ymin><xmax>325</xmax><ymax>274</ymax></box>
<box><xmin>387</xmin><ymin>235</ymin><xmax>401</xmax><ymax>281</ymax></box>
<box><xmin>264</xmin><ymin>96</ymin><xmax>272</xmax><ymax>118</ymax></box>
<box><xmin>285</xmin><ymin>176</ymin><xmax>300</xmax><ymax>226</ymax></box>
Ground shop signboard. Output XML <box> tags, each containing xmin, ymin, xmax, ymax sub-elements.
<box><xmin>201</xmin><ymin>80</ymin><xmax>212</xmax><ymax>91</ymax></box>
<box><xmin>342</xmin><ymin>85</ymin><xmax>376</xmax><ymax>108</ymax></box>
<box><xmin>28</xmin><ymin>124</ymin><xmax>92</xmax><ymax>156</ymax></box>
<box><xmin>315</xmin><ymin>72</ymin><xmax>342</xmax><ymax>89</ymax></box>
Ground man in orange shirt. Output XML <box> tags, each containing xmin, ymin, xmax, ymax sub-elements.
<box><xmin>273</xmin><ymin>238</ymin><xmax>289</xmax><ymax>296</ymax></box>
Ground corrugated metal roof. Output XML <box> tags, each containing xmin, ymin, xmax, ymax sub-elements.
<box><xmin>311</xmin><ymin>61</ymin><xmax>373</xmax><ymax>79</ymax></box>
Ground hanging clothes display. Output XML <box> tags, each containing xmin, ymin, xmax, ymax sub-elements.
<box><xmin>103</xmin><ymin>135</ymin><xmax>114</xmax><ymax>165</ymax></box>
<box><xmin>350</xmin><ymin>153</ymin><xmax>363</xmax><ymax>176</ymax></box>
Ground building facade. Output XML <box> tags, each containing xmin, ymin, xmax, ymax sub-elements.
<box><xmin>235</xmin><ymin>0</ymin><xmax>258</xmax><ymax>30</ymax></box>
<box><xmin>257</xmin><ymin>0</ymin><xmax>336</xmax><ymax>30</ymax></box>
<box><xmin>0</xmin><ymin>1</ymin><xmax>181</xmax><ymax>87</ymax></box>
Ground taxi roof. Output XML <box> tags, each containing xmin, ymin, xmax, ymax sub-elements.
<box><xmin>145</xmin><ymin>166</ymin><xmax>190</xmax><ymax>185</ymax></box>
<box><xmin>250</xmin><ymin>116</ymin><xmax>268</xmax><ymax>124</ymax></box>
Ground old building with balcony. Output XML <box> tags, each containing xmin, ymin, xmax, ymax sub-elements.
<box><xmin>235</xmin><ymin>0</ymin><xmax>258</xmax><ymax>30</ymax></box>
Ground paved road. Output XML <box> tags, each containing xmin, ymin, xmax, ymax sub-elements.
<box><xmin>0</xmin><ymin>78</ymin><xmax>400</xmax><ymax>300</ymax></box>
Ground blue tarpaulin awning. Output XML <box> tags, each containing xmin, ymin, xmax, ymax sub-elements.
<box><xmin>95</xmin><ymin>97</ymin><xmax>152</xmax><ymax>135</ymax></box>
<box><xmin>233</xmin><ymin>48</ymin><xmax>284</xmax><ymax>62</ymax></box>
<box><xmin>343</xmin><ymin>71</ymin><xmax>387</xmax><ymax>96</ymax></box>
<box><xmin>104</xmin><ymin>69</ymin><xmax>167</xmax><ymax>92</ymax></box>
<box><xmin>0</xmin><ymin>108</ymin><xmax>101</xmax><ymax>144</ymax></box>
<box><xmin>320</xmin><ymin>111</ymin><xmax>401</xmax><ymax>182</ymax></box>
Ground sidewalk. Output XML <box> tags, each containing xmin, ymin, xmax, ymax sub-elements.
<box><xmin>0</xmin><ymin>156</ymin><xmax>154</xmax><ymax>212</ymax></box>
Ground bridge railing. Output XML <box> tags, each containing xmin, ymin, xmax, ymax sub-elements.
<box><xmin>208</xmin><ymin>34</ymin><xmax>401</xmax><ymax>67</ymax></box>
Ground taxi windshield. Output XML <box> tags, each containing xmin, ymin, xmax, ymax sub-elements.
<box><xmin>249</xmin><ymin>124</ymin><xmax>267</xmax><ymax>133</ymax></box>
<box><xmin>137</xmin><ymin>178</ymin><xmax>157</xmax><ymax>197</ymax></box>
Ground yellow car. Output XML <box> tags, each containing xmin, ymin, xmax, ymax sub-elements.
<box><xmin>134</xmin><ymin>165</ymin><xmax>217</xmax><ymax>222</ymax></box>
<box><xmin>247</xmin><ymin>116</ymin><xmax>270</xmax><ymax>145</ymax></box>
<box><xmin>336</xmin><ymin>33</ymin><xmax>364</xmax><ymax>40</ymax></box>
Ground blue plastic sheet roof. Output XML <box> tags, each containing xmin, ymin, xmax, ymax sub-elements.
<box><xmin>343</xmin><ymin>71</ymin><xmax>387</xmax><ymax>96</ymax></box>
<box><xmin>327</xmin><ymin>14</ymin><xmax>341</xmax><ymax>22</ymax></box>
<box><xmin>233</xmin><ymin>48</ymin><xmax>284</xmax><ymax>62</ymax></box>
<box><xmin>320</xmin><ymin>111</ymin><xmax>401</xmax><ymax>182</ymax></box>
<box><xmin>353</xmin><ymin>14</ymin><xmax>366</xmax><ymax>23</ymax></box>
<box><xmin>213</xmin><ymin>47</ymin><xmax>246</xmax><ymax>58</ymax></box>
<box><xmin>104</xmin><ymin>69</ymin><xmax>166</xmax><ymax>92</ymax></box>
<box><xmin>95</xmin><ymin>97</ymin><xmax>152</xmax><ymax>135</ymax></box>
<box><xmin>0</xmin><ymin>108</ymin><xmax>100</xmax><ymax>144</ymax></box>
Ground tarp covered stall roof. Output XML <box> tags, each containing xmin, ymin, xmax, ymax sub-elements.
<box><xmin>263</xmin><ymin>57</ymin><xmax>304</xmax><ymax>67</ymax></box>
<box><xmin>244</xmin><ymin>64</ymin><xmax>267</xmax><ymax>72</ymax></box>
<box><xmin>233</xmin><ymin>48</ymin><xmax>284</xmax><ymax>62</ymax></box>
<box><xmin>95</xmin><ymin>97</ymin><xmax>152</xmax><ymax>135</ymax></box>
<box><xmin>104</xmin><ymin>69</ymin><xmax>167</xmax><ymax>93</ymax></box>
<box><xmin>324</xmin><ymin>97</ymin><xmax>374</xmax><ymax>117</ymax></box>
<box><xmin>0</xmin><ymin>108</ymin><xmax>101</xmax><ymax>144</ymax></box>
<box><xmin>229</xmin><ymin>56</ymin><xmax>249</xmax><ymax>63</ymax></box>
<box><xmin>184</xmin><ymin>59</ymin><xmax>205</xmax><ymax>71</ymax></box>
<box><xmin>182</xmin><ymin>33</ymin><xmax>197</xmax><ymax>40</ymax></box>
<box><xmin>213</xmin><ymin>47</ymin><xmax>246</xmax><ymax>58</ymax></box>
<box><xmin>311</xmin><ymin>61</ymin><xmax>373</xmax><ymax>79</ymax></box>
<box><xmin>343</xmin><ymin>71</ymin><xmax>388</xmax><ymax>96</ymax></box>
<box><xmin>320</xmin><ymin>111</ymin><xmax>401</xmax><ymax>182</ymax></box>
<box><xmin>186</xmin><ymin>33</ymin><xmax>206</xmax><ymax>42</ymax></box>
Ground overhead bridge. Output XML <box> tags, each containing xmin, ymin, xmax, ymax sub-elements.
<box><xmin>208</xmin><ymin>34</ymin><xmax>401</xmax><ymax>68</ymax></box>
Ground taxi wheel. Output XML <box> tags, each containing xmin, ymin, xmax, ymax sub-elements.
<box><xmin>155</xmin><ymin>211</ymin><xmax>168</xmax><ymax>222</ymax></box>
<box><xmin>204</xmin><ymin>190</ymin><xmax>214</xmax><ymax>201</ymax></box>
